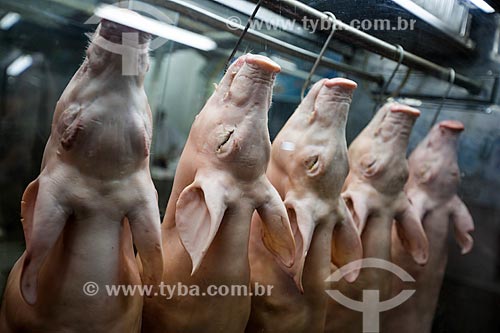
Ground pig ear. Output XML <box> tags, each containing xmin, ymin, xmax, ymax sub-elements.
<box><xmin>127</xmin><ymin>191</ymin><xmax>163</xmax><ymax>292</ymax></box>
<box><xmin>256</xmin><ymin>183</ymin><xmax>295</xmax><ymax>269</ymax></box>
<box><xmin>20</xmin><ymin>179</ymin><xmax>39</xmax><ymax>247</ymax></box>
<box><xmin>331</xmin><ymin>198</ymin><xmax>363</xmax><ymax>283</ymax></box>
<box><xmin>20</xmin><ymin>179</ymin><xmax>70</xmax><ymax>305</ymax></box>
<box><xmin>342</xmin><ymin>190</ymin><xmax>369</xmax><ymax>232</ymax></box>
<box><xmin>394</xmin><ymin>198</ymin><xmax>429</xmax><ymax>265</ymax></box>
<box><xmin>448</xmin><ymin>196</ymin><xmax>474</xmax><ymax>254</ymax></box>
<box><xmin>284</xmin><ymin>195</ymin><xmax>315</xmax><ymax>293</ymax></box>
<box><xmin>406</xmin><ymin>189</ymin><xmax>428</xmax><ymax>221</ymax></box>
<box><xmin>176</xmin><ymin>176</ymin><xmax>227</xmax><ymax>275</ymax></box>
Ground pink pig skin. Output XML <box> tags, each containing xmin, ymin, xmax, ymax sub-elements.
<box><xmin>245</xmin><ymin>78</ymin><xmax>363</xmax><ymax>333</ymax></box>
<box><xmin>325</xmin><ymin>103</ymin><xmax>429</xmax><ymax>333</ymax></box>
<box><xmin>0</xmin><ymin>18</ymin><xmax>163</xmax><ymax>333</ymax></box>
<box><xmin>382</xmin><ymin>120</ymin><xmax>474</xmax><ymax>333</ymax></box>
<box><xmin>140</xmin><ymin>54</ymin><xmax>296</xmax><ymax>333</ymax></box>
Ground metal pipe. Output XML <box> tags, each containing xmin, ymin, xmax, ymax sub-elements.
<box><xmin>154</xmin><ymin>0</ymin><xmax>384</xmax><ymax>85</ymax></box>
<box><xmin>254</xmin><ymin>0</ymin><xmax>483</xmax><ymax>94</ymax></box>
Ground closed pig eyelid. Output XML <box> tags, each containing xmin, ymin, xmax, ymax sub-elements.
<box><xmin>216</xmin><ymin>129</ymin><xmax>235</xmax><ymax>153</ymax></box>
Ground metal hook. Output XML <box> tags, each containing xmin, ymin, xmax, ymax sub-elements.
<box><xmin>373</xmin><ymin>44</ymin><xmax>404</xmax><ymax>114</ymax></box>
<box><xmin>391</xmin><ymin>67</ymin><xmax>412</xmax><ymax>99</ymax></box>
<box><xmin>224</xmin><ymin>0</ymin><xmax>263</xmax><ymax>73</ymax></box>
<box><xmin>430</xmin><ymin>68</ymin><xmax>456</xmax><ymax>128</ymax></box>
<box><xmin>300</xmin><ymin>11</ymin><xmax>337</xmax><ymax>100</ymax></box>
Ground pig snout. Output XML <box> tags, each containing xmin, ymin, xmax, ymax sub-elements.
<box><xmin>315</xmin><ymin>78</ymin><xmax>357</xmax><ymax>123</ymax></box>
<box><xmin>85</xmin><ymin>18</ymin><xmax>151</xmax><ymax>76</ymax></box>
<box><xmin>324</xmin><ymin>77</ymin><xmax>358</xmax><ymax>94</ymax></box>
<box><xmin>389</xmin><ymin>103</ymin><xmax>421</xmax><ymax>117</ymax></box>
<box><xmin>424</xmin><ymin>120</ymin><xmax>464</xmax><ymax>152</ymax></box>
<box><xmin>225</xmin><ymin>54</ymin><xmax>281</xmax><ymax>107</ymax></box>
<box><xmin>376</xmin><ymin>103</ymin><xmax>420</xmax><ymax>140</ymax></box>
<box><xmin>438</xmin><ymin>120</ymin><xmax>465</xmax><ymax>133</ymax></box>
<box><xmin>245</xmin><ymin>54</ymin><xmax>281</xmax><ymax>74</ymax></box>
<box><xmin>99</xmin><ymin>19</ymin><xmax>151</xmax><ymax>45</ymax></box>
<box><xmin>291</xmin><ymin>77</ymin><xmax>357</xmax><ymax>129</ymax></box>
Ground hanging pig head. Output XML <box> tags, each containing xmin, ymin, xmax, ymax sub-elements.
<box><xmin>267</xmin><ymin>78</ymin><xmax>363</xmax><ymax>290</ymax></box>
<box><xmin>342</xmin><ymin>102</ymin><xmax>429</xmax><ymax>265</ymax></box>
<box><xmin>173</xmin><ymin>54</ymin><xmax>296</xmax><ymax>274</ymax></box>
<box><xmin>18</xmin><ymin>18</ymin><xmax>161</xmax><ymax>306</ymax></box>
<box><xmin>406</xmin><ymin>120</ymin><xmax>474</xmax><ymax>254</ymax></box>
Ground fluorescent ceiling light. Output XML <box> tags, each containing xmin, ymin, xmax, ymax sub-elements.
<box><xmin>7</xmin><ymin>55</ymin><xmax>33</xmax><ymax>76</ymax></box>
<box><xmin>94</xmin><ymin>5</ymin><xmax>217</xmax><ymax>51</ymax></box>
<box><xmin>0</xmin><ymin>12</ymin><xmax>20</xmax><ymax>30</ymax></box>
<box><xmin>468</xmin><ymin>0</ymin><xmax>495</xmax><ymax>13</ymax></box>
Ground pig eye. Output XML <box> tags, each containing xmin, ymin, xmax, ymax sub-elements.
<box><xmin>304</xmin><ymin>155</ymin><xmax>322</xmax><ymax>177</ymax></box>
<box><xmin>305</xmin><ymin>155</ymin><xmax>319</xmax><ymax>170</ymax></box>
<box><xmin>360</xmin><ymin>154</ymin><xmax>379</xmax><ymax>178</ymax></box>
<box><xmin>216</xmin><ymin>129</ymin><xmax>234</xmax><ymax>153</ymax></box>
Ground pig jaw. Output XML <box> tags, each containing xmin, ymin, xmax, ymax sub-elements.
<box><xmin>193</xmin><ymin>54</ymin><xmax>280</xmax><ymax>181</ymax></box>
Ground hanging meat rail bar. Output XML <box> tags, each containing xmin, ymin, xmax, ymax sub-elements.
<box><xmin>157</xmin><ymin>0</ymin><xmax>384</xmax><ymax>85</ymax></box>
<box><xmin>251</xmin><ymin>0</ymin><xmax>483</xmax><ymax>94</ymax></box>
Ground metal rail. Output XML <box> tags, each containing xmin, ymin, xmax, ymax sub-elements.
<box><xmin>155</xmin><ymin>0</ymin><xmax>384</xmax><ymax>84</ymax></box>
<box><xmin>252</xmin><ymin>0</ymin><xmax>483</xmax><ymax>94</ymax></box>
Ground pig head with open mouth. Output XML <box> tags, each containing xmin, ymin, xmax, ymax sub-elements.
<box><xmin>325</xmin><ymin>102</ymin><xmax>429</xmax><ymax>333</ymax></box>
<box><xmin>383</xmin><ymin>120</ymin><xmax>474</xmax><ymax>333</ymax></box>
<box><xmin>245</xmin><ymin>78</ymin><xmax>363</xmax><ymax>333</ymax></box>
<box><xmin>0</xmin><ymin>18</ymin><xmax>162</xmax><ymax>333</ymax></box>
<box><xmin>141</xmin><ymin>54</ymin><xmax>295</xmax><ymax>333</ymax></box>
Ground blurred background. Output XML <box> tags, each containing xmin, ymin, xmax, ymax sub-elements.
<box><xmin>0</xmin><ymin>0</ymin><xmax>499</xmax><ymax>331</ymax></box>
